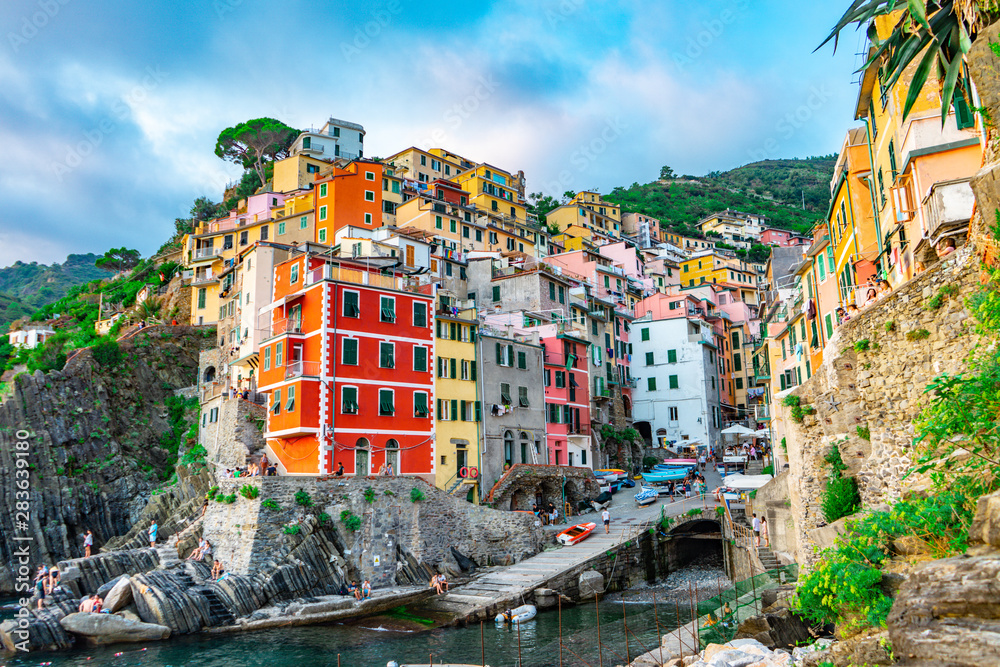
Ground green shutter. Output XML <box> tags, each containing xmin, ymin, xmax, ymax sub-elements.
<box><xmin>414</xmin><ymin>392</ymin><xmax>427</xmax><ymax>416</ymax></box>
<box><xmin>379</xmin><ymin>391</ymin><xmax>394</xmax><ymax>415</ymax></box>
<box><xmin>645</xmin><ymin>352</ymin><xmax>654</xmax><ymax>365</ymax></box>
<box><xmin>343</xmin><ymin>339</ymin><xmax>358</xmax><ymax>365</ymax></box>
<box><xmin>492</xmin><ymin>286</ymin><xmax>500</xmax><ymax>301</ymax></box>
<box><xmin>647</xmin><ymin>377</ymin><xmax>656</xmax><ymax>391</ymax></box>
<box><xmin>451</xmin><ymin>399</ymin><xmax>458</xmax><ymax>421</ymax></box>
<box><xmin>475</xmin><ymin>401</ymin><xmax>482</xmax><ymax>422</ymax></box>
<box><xmin>380</xmin><ymin>344</ymin><xmax>394</xmax><ymax>368</ymax></box>
<box><xmin>471</xmin><ymin>361</ymin><xmax>477</xmax><ymax>381</ymax></box>
<box><xmin>517</xmin><ymin>351</ymin><xmax>526</xmax><ymax>369</ymax></box>
<box><xmin>414</xmin><ymin>303</ymin><xmax>426</xmax><ymax>327</ymax></box>
<box><xmin>414</xmin><ymin>346</ymin><xmax>427</xmax><ymax>372</ymax></box>
<box><xmin>450</xmin><ymin>358</ymin><xmax>457</xmax><ymax>378</ymax></box>
<box><xmin>344</xmin><ymin>291</ymin><xmax>359</xmax><ymax>316</ymax></box>
<box><xmin>667</xmin><ymin>349</ymin><xmax>677</xmax><ymax>363</ymax></box>
<box><xmin>507</xmin><ymin>345</ymin><xmax>513</xmax><ymax>366</ymax></box>
<box><xmin>549</xmin><ymin>282</ymin><xmax>556</xmax><ymax>300</ymax></box>
<box><xmin>496</xmin><ymin>342</ymin><xmax>502</xmax><ymax>365</ymax></box>
<box><xmin>460</xmin><ymin>399</ymin><xmax>467</xmax><ymax>421</ymax></box>
<box><xmin>641</xmin><ymin>327</ymin><xmax>649</xmax><ymax>341</ymax></box>
<box><xmin>669</xmin><ymin>375</ymin><xmax>679</xmax><ymax>389</ymax></box>
<box><xmin>450</xmin><ymin>322</ymin><xmax>457</xmax><ymax>340</ymax></box>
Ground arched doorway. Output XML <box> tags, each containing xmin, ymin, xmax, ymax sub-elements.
<box><xmin>355</xmin><ymin>438</ymin><xmax>369</xmax><ymax>476</ymax></box>
<box><xmin>203</xmin><ymin>366</ymin><xmax>216</xmax><ymax>383</ymax></box>
<box><xmin>503</xmin><ymin>431</ymin><xmax>514</xmax><ymax>468</ymax></box>
<box><xmin>622</xmin><ymin>395</ymin><xmax>632</xmax><ymax>418</ymax></box>
<box><xmin>519</xmin><ymin>432</ymin><xmax>530</xmax><ymax>464</ymax></box>
<box><xmin>385</xmin><ymin>439</ymin><xmax>399</xmax><ymax>474</ymax></box>
<box><xmin>633</xmin><ymin>420</ymin><xmax>653</xmax><ymax>448</ymax></box>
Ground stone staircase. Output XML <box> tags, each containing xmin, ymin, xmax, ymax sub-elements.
<box><xmin>757</xmin><ymin>545</ymin><xmax>779</xmax><ymax>572</ymax></box>
<box><xmin>745</xmin><ymin>459</ymin><xmax>765</xmax><ymax>475</ymax></box>
<box><xmin>155</xmin><ymin>544</ymin><xmax>183</xmax><ymax>570</ymax></box>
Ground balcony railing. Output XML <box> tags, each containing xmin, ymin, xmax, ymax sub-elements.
<box><xmin>261</xmin><ymin>318</ymin><xmax>305</xmax><ymax>340</ymax></box>
<box><xmin>284</xmin><ymin>360</ymin><xmax>322</xmax><ymax>379</ymax></box>
<box><xmin>305</xmin><ymin>264</ymin><xmax>421</xmax><ymax>293</ymax></box>
<box><xmin>194</xmin><ymin>247</ymin><xmax>221</xmax><ymax>260</ymax></box>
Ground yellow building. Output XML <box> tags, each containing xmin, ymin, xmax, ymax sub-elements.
<box><xmin>272</xmin><ymin>154</ymin><xmax>331</xmax><ymax>193</ymax></box>
<box><xmin>662</xmin><ymin>231</ymin><xmax>717</xmax><ymax>253</ymax></box>
<box><xmin>434</xmin><ymin>302</ymin><xmax>481</xmax><ymax>502</ymax></box>
<box><xmin>547</xmin><ymin>191</ymin><xmax>622</xmax><ymax>242</ymax></box>
<box><xmin>828</xmin><ymin>128</ymin><xmax>879</xmax><ymax>308</ymax></box>
<box><xmin>856</xmin><ymin>13</ymin><xmax>982</xmax><ymax>287</ymax></box>
<box><xmin>385</xmin><ymin>146</ymin><xmax>469</xmax><ymax>184</ymax></box>
<box><xmin>679</xmin><ymin>251</ymin><xmax>758</xmax><ymax>302</ymax></box>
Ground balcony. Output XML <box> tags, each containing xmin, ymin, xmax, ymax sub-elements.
<box><xmin>922</xmin><ymin>177</ymin><xmax>974</xmax><ymax>240</ymax></box>
<box><xmin>284</xmin><ymin>360</ymin><xmax>322</xmax><ymax>379</ymax></box>
<box><xmin>305</xmin><ymin>263</ymin><xmax>421</xmax><ymax>293</ymax></box>
<box><xmin>261</xmin><ymin>318</ymin><xmax>306</xmax><ymax>340</ymax></box>
<box><xmin>191</xmin><ymin>271</ymin><xmax>218</xmax><ymax>286</ymax></box>
<box><xmin>193</xmin><ymin>247</ymin><xmax>221</xmax><ymax>261</ymax></box>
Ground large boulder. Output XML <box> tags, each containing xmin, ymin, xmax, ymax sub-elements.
<box><xmin>578</xmin><ymin>570</ymin><xmax>604</xmax><ymax>600</ymax></box>
<box><xmin>735</xmin><ymin>608</ymin><xmax>813</xmax><ymax>649</ymax></box>
<box><xmin>60</xmin><ymin>612</ymin><xmax>170</xmax><ymax>645</ymax></box>
<box><xmin>969</xmin><ymin>490</ymin><xmax>1000</xmax><ymax>548</ymax></box>
<box><xmin>103</xmin><ymin>576</ymin><xmax>134</xmax><ymax>612</ymax></box>
<box><xmin>0</xmin><ymin>610</ymin><xmax>75</xmax><ymax>653</ymax></box>
<box><xmin>888</xmin><ymin>554</ymin><xmax>1000</xmax><ymax>666</ymax></box>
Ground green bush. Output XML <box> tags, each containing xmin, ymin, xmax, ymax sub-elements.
<box><xmin>926</xmin><ymin>284</ymin><xmax>959</xmax><ymax>310</ymax></box>
<box><xmin>822</xmin><ymin>476</ymin><xmax>861</xmax><ymax>523</ymax></box>
<box><xmin>282</xmin><ymin>524</ymin><xmax>301</xmax><ymax>535</ymax></box>
<box><xmin>853</xmin><ymin>339</ymin><xmax>871</xmax><ymax>352</ymax></box>
<box><xmin>642</xmin><ymin>456</ymin><xmax>659</xmax><ymax>470</ymax></box>
<box><xmin>318</xmin><ymin>512</ymin><xmax>330</xmax><ymax>524</ymax></box>
<box><xmin>294</xmin><ymin>489</ymin><xmax>313</xmax><ymax>507</ymax></box>
<box><xmin>905</xmin><ymin>329</ymin><xmax>931</xmax><ymax>341</ymax></box>
<box><xmin>761</xmin><ymin>465</ymin><xmax>774</xmax><ymax>476</ymax></box>
<box><xmin>340</xmin><ymin>510</ymin><xmax>362</xmax><ymax>532</ymax></box>
<box><xmin>884</xmin><ymin>320</ymin><xmax>895</xmax><ymax>333</ymax></box>
<box><xmin>207</xmin><ymin>486</ymin><xmax>220</xmax><ymax>500</ymax></box>
<box><xmin>223</xmin><ymin>494</ymin><xmax>237</xmax><ymax>504</ymax></box>
<box><xmin>410</xmin><ymin>487</ymin><xmax>425</xmax><ymax>503</ymax></box>
<box><xmin>363</xmin><ymin>487</ymin><xmax>376</xmax><ymax>504</ymax></box>
<box><xmin>91</xmin><ymin>337</ymin><xmax>123</xmax><ymax>367</ymax></box>
<box><xmin>261</xmin><ymin>498</ymin><xmax>280</xmax><ymax>511</ymax></box>
<box><xmin>239</xmin><ymin>484</ymin><xmax>260</xmax><ymax>499</ymax></box>
<box><xmin>856</xmin><ymin>426</ymin><xmax>871</xmax><ymax>441</ymax></box>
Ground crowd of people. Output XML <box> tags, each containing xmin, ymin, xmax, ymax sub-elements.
<box><xmin>531</xmin><ymin>501</ymin><xmax>561</xmax><ymax>525</ymax></box>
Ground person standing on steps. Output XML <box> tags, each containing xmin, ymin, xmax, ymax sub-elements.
<box><xmin>760</xmin><ymin>516</ymin><xmax>769</xmax><ymax>548</ymax></box>
<box><xmin>148</xmin><ymin>520</ymin><xmax>158</xmax><ymax>548</ymax></box>
<box><xmin>84</xmin><ymin>530</ymin><xmax>93</xmax><ymax>558</ymax></box>
<box><xmin>751</xmin><ymin>513</ymin><xmax>761</xmax><ymax>547</ymax></box>
<box><xmin>602</xmin><ymin>507</ymin><xmax>611</xmax><ymax>534</ymax></box>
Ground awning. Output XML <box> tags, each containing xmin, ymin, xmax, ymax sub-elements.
<box><xmin>719</xmin><ymin>473</ymin><xmax>773</xmax><ymax>490</ymax></box>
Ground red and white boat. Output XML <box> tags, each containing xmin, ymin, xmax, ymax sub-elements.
<box><xmin>557</xmin><ymin>522</ymin><xmax>597</xmax><ymax>546</ymax></box>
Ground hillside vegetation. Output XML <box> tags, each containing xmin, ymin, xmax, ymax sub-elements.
<box><xmin>605</xmin><ymin>156</ymin><xmax>837</xmax><ymax>239</ymax></box>
<box><xmin>0</xmin><ymin>254</ymin><xmax>106</xmax><ymax>330</ymax></box>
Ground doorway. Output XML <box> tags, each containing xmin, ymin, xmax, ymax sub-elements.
<box><xmin>355</xmin><ymin>438</ymin><xmax>369</xmax><ymax>476</ymax></box>
<box><xmin>385</xmin><ymin>439</ymin><xmax>399</xmax><ymax>474</ymax></box>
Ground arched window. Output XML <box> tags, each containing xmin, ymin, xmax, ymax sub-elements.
<box><xmin>355</xmin><ymin>438</ymin><xmax>369</xmax><ymax>476</ymax></box>
<box><xmin>519</xmin><ymin>431</ymin><xmax>530</xmax><ymax>464</ymax></box>
<box><xmin>203</xmin><ymin>366</ymin><xmax>216</xmax><ymax>383</ymax></box>
<box><xmin>385</xmin><ymin>439</ymin><xmax>399</xmax><ymax>475</ymax></box>
<box><xmin>503</xmin><ymin>430</ymin><xmax>514</xmax><ymax>468</ymax></box>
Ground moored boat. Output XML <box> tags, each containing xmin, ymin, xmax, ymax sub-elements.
<box><xmin>634</xmin><ymin>487</ymin><xmax>658</xmax><ymax>506</ymax></box>
<box><xmin>495</xmin><ymin>604</ymin><xmax>538</xmax><ymax>625</ymax></box>
<box><xmin>642</xmin><ymin>469</ymin><xmax>689</xmax><ymax>483</ymax></box>
<box><xmin>557</xmin><ymin>522</ymin><xmax>597</xmax><ymax>546</ymax></box>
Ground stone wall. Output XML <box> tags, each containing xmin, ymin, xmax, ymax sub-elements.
<box><xmin>751</xmin><ymin>471</ymin><xmax>797</xmax><ymax>561</ymax></box>
<box><xmin>485</xmin><ymin>463</ymin><xmax>601</xmax><ymax>511</ymax></box>
<box><xmin>777</xmin><ymin>248</ymin><xmax>983</xmax><ymax>567</ymax></box>
<box><xmin>203</xmin><ymin>475</ymin><xmax>545</xmax><ymax>590</ymax></box>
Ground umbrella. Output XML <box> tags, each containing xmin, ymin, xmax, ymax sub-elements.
<box><xmin>720</xmin><ymin>424</ymin><xmax>755</xmax><ymax>436</ymax></box>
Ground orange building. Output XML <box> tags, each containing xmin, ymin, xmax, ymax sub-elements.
<box><xmin>257</xmin><ymin>244</ymin><xmax>435</xmax><ymax>478</ymax></box>
<box><xmin>313</xmin><ymin>160</ymin><xmax>388</xmax><ymax>244</ymax></box>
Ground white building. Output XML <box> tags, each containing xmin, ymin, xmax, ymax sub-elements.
<box><xmin>630</xmin><ymin>314</ymin><xmax>722</xmax><ymax>453</ymax></box>
<box><xmin>8</xmin><ymin>325</ymin><xmax>55</xmax><ymax>349</ymax></box>
<box><xmin>290</xmin><ymin>117</ymin><xmax>365</xmax><ymax>161</ymax></box>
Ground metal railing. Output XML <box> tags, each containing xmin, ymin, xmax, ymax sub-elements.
<box><xmin>194</xmin><ymin>247</ymin><xmax>221</xmax><ymax>259</ymax></box>
<box><xmin>284</xmin><ymin>360</ymin><xmax>322</xmax><ymax>379</ymax></box>
<box><xmin>260</xmin><ymin>318</ymin><xmax>305</xmax><ymax>339</ymax></box>
<box><xmin>305</xmin><ymin>264</ymin><xmax>421</xmax><ymax>292</ymax></box>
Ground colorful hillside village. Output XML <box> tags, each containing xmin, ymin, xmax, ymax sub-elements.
<box><xmin>164</xmin><ymin>31</ymin><xmax>982</xmax><ymax>505</ymax></box>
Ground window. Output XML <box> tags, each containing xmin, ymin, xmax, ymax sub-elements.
<box><xmin>413</xmin><ymin>302</ymin><xmax>427</xmax><ymax>327</ymax></box>
<box><xmin>500</xmin><ymin>383</ymin><xmax>512</xmax><ymax>404</ymax></box>
<box><xmin>344</xmin><ymin>291</ymin><xmax>360</xmax><ymax>317</ymax></box>
<box><xmin>517</xmin><ymin>351</ymin><xmax>527</xmax><ymax>369</ymax></box>
<box><xmin>343</xmin><ymin>338</ymin><xmax>358</xmax><ymax>365</ymax></box>
<box><xmin>271</xmin><ymin>389</ymin><xmax>281</xmax><ymax>415</ymax></box>
<box><xmin>735</xmin><ymin>377</ymin><xmax>744</xmax><ymax>390</ymax></box>
<box><xmin>667</xmin><ymin>349</ymin><xmax>677</xmax><ymax>363</ymax></box>
<box><xmin>645</xmin><ymin>352</ymin><xmax>654</xmax><ymax>365</ymax></box>
<box><xmin>364</xmin><ymin>213</ymin><xmax>372</xmax><ymax>225</ymax></box>
<box><xmin>379</xmin><ymin>342</ymin><xmax>395</xmax><ymax>368</ymax></box>
<box><xmin>668</xmin><ymin>406</ymin><xmax>679</xmax><ymax>421</ymax></box>
<box><xmin>544</xmin><ymin>369</ymin><xmax>551</xmax><ymax>386</ymax></box>
<box><xmin>413</xmin><ymin>346</ymin><xmax>427</xmax><ymax>372</ymax></box>
<box><xmin>379</xmin><ymin>390</ymin><xmax>394</xmax><ymax>416</ymax></box>
<box><xmin>492</xmin><ymin>285</ymin><xmax>501</xmax><ymax>302</ymax></box>
<box><xmin>285</xmin><ymin>386</ymin><xmax>296</xmax><ymax>412</ymax></box>
<box><xmin>641</xmin><ymin>327</ymin><xmax>650</xmax><ymax>341</ymax></box>
<box><xmin>518</xmin><ymin>386</ymin><xmax>529</xmax><ymax>407</ymax></box>
<box><xmin>365</xmin><ymin>191</ymin><xmax>375</xmax><ymax>202</ymax></box>
<box><xmin>342</xmin><ymin>387</ymin><xmax>358</xmax><ymax>414</ymax></box>
<box><xmin>197</xmin><ymin>288</ymin><xmax>206</xmax><ymax>309</ymax></box>
<box><xmin>318</xmin><ymin>205</ymin><xmax>327</xmax><ymax>221</ymax></box>
<box><xmin>669</xmin><ymin>375</ymin><xmax>679</xmax><ymax>389</ymax></box>
<box><xmin>733</xmin><ymin>353</ymin><xmax>742</xmax><ymax>372</ymax></box>
<box><xmin>555</xmin><ymin>371</ymin><xmax>565</xmax><ymax>388</ymax></box>
<box><xmin>365</xmin><ymin>171</ymin><xmax>375</xmax><ymax>181</ymax></box>
<box><xmin>414</xmin><ymin>392</ymin><xmax>428</xmax><ymax>417</ymax></box>
<box><xmin>278</xmin><ymin>222</ymin><xmax>286</xmax><ymax>235</ymax></box>
<box><xmin>647</xmin><ymin>377</ymin><xmax>657</xmax><ymax>391</ymax></box>
<box><xmin>318</xmin><ymin>228</ymin><xmax>327</xmax><ymax>243</ymax></box>
<box><xmin>290</xmin><ymin>264</ymin><xmax>299</xmax><ymax>284</ymax></box>
<box><xmin>275</xmin><ymin>342</ymin><xmax>283</xmax><ymax>366</ymax></box>
<box><xmin>558</xmin><ymin>286</ymin><xmax>565</xmax><ymax>304</ymax></box>
<box><xmin>380</xmin><ymin>296</ymin><xmax>395</xmax><ymax>322</ymax></box>
<box><xmin>263</xmin><ymin>346</ymin><xmax>271</xmax><ymax>370</ymax></box>
<box><xmin>420</xmin><ymin>155</ymin><xmax>426</xmax><ymax>166</ymax></box>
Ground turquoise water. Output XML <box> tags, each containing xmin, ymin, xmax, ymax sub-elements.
<box><xmin>1</xmin><ymin>598</ymin><xmax>691</xmax><ymax>667</ymax></box>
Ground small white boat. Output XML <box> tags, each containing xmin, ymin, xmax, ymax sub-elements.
<box><xmin>495</xmin><ymin>604</ymin><xmax>537</xmax><ymax>625</ymax></box>
<box><xmin>634</xmin><ymin>487</ymin><xmax>658</xmax><ymax>506</ymax></box>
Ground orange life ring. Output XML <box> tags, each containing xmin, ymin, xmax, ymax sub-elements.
<box><xmin>459</xmin><ymin>466</ymin><xmax>469</xmax><ymax>478</ymax></box>
<box><xmin>469</xmin><ymin>467</ymin><xmax>479</xmax><ymax>479</ymax></box>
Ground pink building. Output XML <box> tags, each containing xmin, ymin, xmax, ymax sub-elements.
<box><xmin>541</xmin><ymin>329</ymin><xmax>592</xmax><ymax>467</ymax></box>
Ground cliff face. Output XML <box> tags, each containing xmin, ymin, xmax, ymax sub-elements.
<box><xmin>775</xmin><ymin>249</ymin><xmax>981</xmax><ymax>567</ymax></box>
<box><xmin>0</xmin><ymin>326</ymin><xmax>213</xmax><ymax>594</ymax></box>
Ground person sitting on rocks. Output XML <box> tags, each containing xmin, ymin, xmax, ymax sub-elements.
<box><xmin>937</xmin><ymin>236</ymin><xmax>957</xmax><ymax>258</ymax></box>
<box><xmin>188</xmin><ymin>538</ymin><xmax>207</xmax><ymax>560</ymax></box>
<box><xmin>84</xmin><ymin>530</ymin><xmax>94</xmax><ymax>558</ymax></box>
<box><xmin>361</xmin><ymin>580</ymin><xmax>372</xmax><ymax>600</ymax></box>
<box><xmin>430</xmin><ymin>574</ymin><xmax>442</xmax><ymax>595</ymax></box>
<box><xmin>211</xmin><ymin>559</ymin><xmax>224</xmax><ymax>580</ymax></box>
<box><xmin>438</xmin><ymin>573</ymin><xmax>448</xmax><ymax>592</ymax></box>
<box><xmin>34</xmin><ymin>567</ymin><xmax>47</xmax><ymax>610</ymax></box>
<box><xmin>92</xmin><ymin>596</ymin><xmax>103</xmax><ymax>613</ymax></box>
<box><xmin>348</xmin><ymin>581</ymin><xmax>360</xmax><ymax>600</ymax></box>
<box><xmin>47</xmin><ymin>568</ymin><xmax>60</xmax><ymax>594</ymax></box>
<box><xmin>78</xmin><ymin>595</ymin><xmax>96</xmax><ymax>613</ymax></box>
<box><xmin>335</xmin><ymin>462</ymin><xmax>345</xmax><ymax>477</ymax></box>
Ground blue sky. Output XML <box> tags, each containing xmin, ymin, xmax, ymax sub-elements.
<box><xmin>0</xmin><ymin>0</ymin><xmax>861</xmax><ymax>267</ymax></box>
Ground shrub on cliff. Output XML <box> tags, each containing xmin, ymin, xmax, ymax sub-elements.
<box><xmin>294</xmin><ymin>489</ymin><xmax>313</xmax><ymax>507</ymax></box>
<box><xmin>340</xmin><ymin>510</ymin><xmax>361</xmax><ymax>531</ymax></box>
<box><xmin>239</xmin><ymin>484</ymin><xmax>259</xmax><ymax>499</ymax></box>
<box><xmin>91</xmin><ymin>338</ymin><xmax>123</xmax><ymax>367</ymax></box>
<box><xmin>822</xmin><ymin>476</ymin><xmax>860</xmax><ymax>523</ymax></box>
<box><xmin>261</xmin><ymin>498</ymin><xmax>280</xmax><ymax>511</ymax></box>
